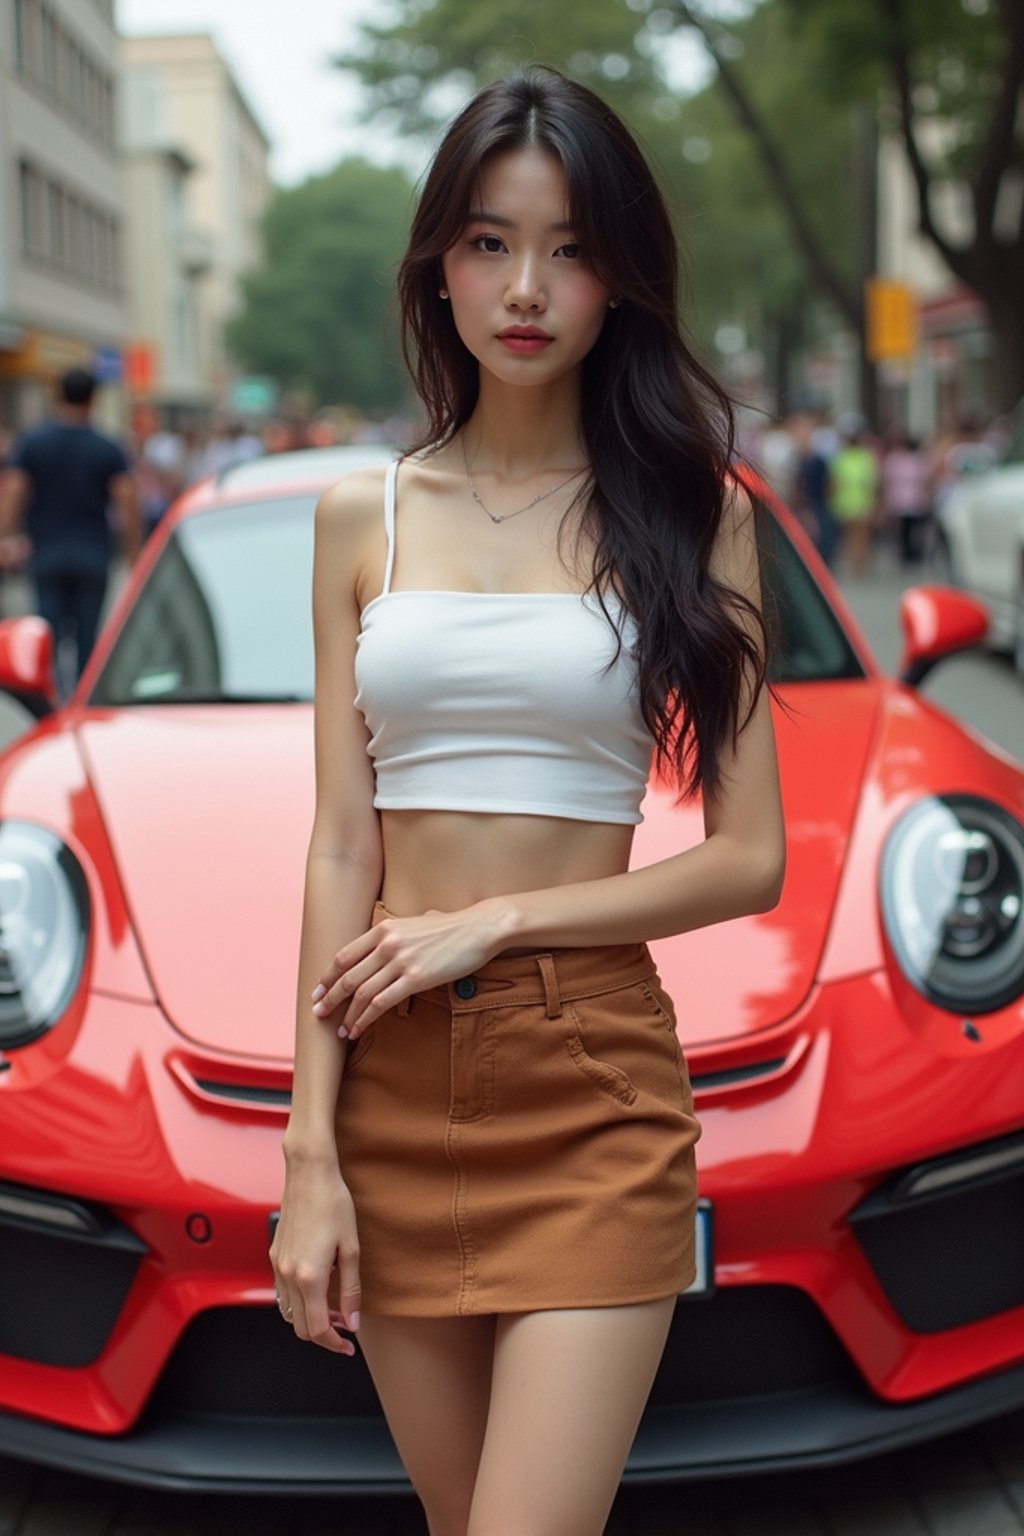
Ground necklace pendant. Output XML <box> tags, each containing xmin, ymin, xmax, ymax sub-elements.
<box><xmin>491</xmin><ymin>513</ymin><xmax>504</xmax><ymax>524</ymax></box>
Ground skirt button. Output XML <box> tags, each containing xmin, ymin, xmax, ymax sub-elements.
<box><xmin>454</xmin><ymin>976</ymin><xmax>477</xmax><ymax>1000</ymax></box>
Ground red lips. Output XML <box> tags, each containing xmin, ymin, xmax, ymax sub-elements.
<box><xmin>497</xmin><ymin>325</ymin><xmax>553</xmax><ymax>339</ymax></box>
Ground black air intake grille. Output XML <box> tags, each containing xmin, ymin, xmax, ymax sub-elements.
<box><xmin>148</xmin><ymin>1307</ymin><xmax>382</xmax><ymax>1417</ymax></box>
<box><xmin>649</xmin><ymin>1285</ymin><xmax>856</xmax><ymax>1404</ymax></box>
<box><xmin>148</xmin><ymin>1287</ymin><xmax>856</xmax><ymax>1425</ymax></box>
<box><xmin>0</xmin><ymin>1189</ymin><xmax>145</xmax><ymax>1366</ymax></box>
<box><xmin>851</xmin><ymin>1138</ymin><xmax>1024</xmax><ymax>1333</ymax></box>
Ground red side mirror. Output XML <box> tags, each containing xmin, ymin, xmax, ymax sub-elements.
<box><xmin>898</xmin><ymin>585</ymin><xmax>989</xmax><ymax>687</ymax></box>
<box><xmin>0</xmin><ymin>616</ymin><xmax>56</xmax><ymax>715</ymax></box>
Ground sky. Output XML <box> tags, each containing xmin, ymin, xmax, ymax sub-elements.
<box><xmin>116</xmin><ymin>0</ymin><xmax>420</xmax><ymax>186</ymax></box>
<box><xmin>116</xmin><ymin>0</ymin><xmax>711</xmax><ymax>190</ymax></box>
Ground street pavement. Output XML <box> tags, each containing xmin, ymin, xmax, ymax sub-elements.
<box><xmin>1</xmin><ymin>542</ymin><xmax>1023</xmax><ymax>1533</ymax></box>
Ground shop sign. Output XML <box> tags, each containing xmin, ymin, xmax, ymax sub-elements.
<box><xmin>0</xmin><ymin>329</ymin><xmax>91</xmax><ymax>378</ymax></box>
<box><xmin>92</xmin><ymin>346</ymin><xmax>123</xmax><ymax>382</ymax></box>
<box><xmin>124</xmin><ymin>342</ymin><xmax>157</xmax><ymax>394</ymax></box>
<box><xmin>866</xmin><ymin>278</ymin><xmax>918</xmax><ymax>362</ymax></box>
<box><xmin>230</xmin><ymin>376</ymin><xmax>279</xmax><ymax>414</ymax></box>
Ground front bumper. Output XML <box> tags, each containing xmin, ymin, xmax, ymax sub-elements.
<box><xmin>1</xmin><ymin>1300</ymin><xmax>1023</xmax><ymax>1493</ymax></box>
<box><xmin>2</xmin><ymin>973</ymin><xmax>1024</xmax><ymax>1489</ymax></box>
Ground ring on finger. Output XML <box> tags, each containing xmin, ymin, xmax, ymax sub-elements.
<box><xmin>275</xmin><ymin>1291</ymin><xmax>294</xmax><ymax>1321</ymax></box>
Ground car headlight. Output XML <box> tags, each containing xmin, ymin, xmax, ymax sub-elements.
<box><xmin>881</xmin><ymin>794</ymin><xmax>1024</xmax><ymax>1014</ymax></box>
<box><xmin>0</xmin><ymin>821</ymin><xmax>90</xmax><ymax>1049</ymax></box>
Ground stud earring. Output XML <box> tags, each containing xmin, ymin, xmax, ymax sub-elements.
<box><xmin>608</xmin><ymin>297</ymin><xmax>621</xmax><ymax>309</ymax></box>
<box><xmin>439</xmin><ymin>287</ymin><xmax>450</xmax><ymax>300</ymax></box>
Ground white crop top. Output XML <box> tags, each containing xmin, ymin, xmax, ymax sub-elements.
<box><xmin>353</xmin><ymin>459</ymin><xmax>654</xmax><ymax>824</ymax></box>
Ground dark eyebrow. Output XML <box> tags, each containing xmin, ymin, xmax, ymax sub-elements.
<box><xmin>466</xmin><ymin>210</ymin><xmax>576</xmax><ymax>234</ymax></box>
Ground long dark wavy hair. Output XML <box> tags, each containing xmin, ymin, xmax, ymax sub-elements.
<box><xmin>397</xmin><ymin>65</ymin><xmax>770</xmax><ymax>802</ymax></box>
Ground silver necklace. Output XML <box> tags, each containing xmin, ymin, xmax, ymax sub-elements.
<box><xmin>461</xmin><ymin>436</ymin><xmax>587</xmax><ymax>524</ymax></box>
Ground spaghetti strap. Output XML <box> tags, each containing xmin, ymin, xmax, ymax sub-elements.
<box><xmin>382</xmin><ymin>459</ymin><xmax>399</xmax><ymax>596</ymax></box>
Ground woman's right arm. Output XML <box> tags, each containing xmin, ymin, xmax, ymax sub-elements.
<box><xmin>270</xmin><ymin>471</ymin><xmax>384</xmax><ymax>1354</ymax></box>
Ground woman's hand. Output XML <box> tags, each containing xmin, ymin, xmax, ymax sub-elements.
<box><xmin>270</xmin><ymin>1156</ymin><xmax>361</xmax><ymax>1354</ymax></box>
<box><xmin>311</xmin><ymin>904</ymin><xmax>511</xmax><ymax>1038</ymax></box>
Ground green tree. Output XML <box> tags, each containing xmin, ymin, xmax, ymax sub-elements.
<box><xmin>226</xmin><ymin>159</ymin><xmax>414</xmax><ymax>412</ymax></box>
<box><xmin>338</xmin><ymin>0</ymin><xmax>859</xmax><ymax>407</ymax></box>
<box><xmin>641</xmin><ymin>4</ymin><xmax>860</xmax><ymax>405</ymax></box>
<box><xmin>667</xmin><ymin>0</ymin><xmax>1024</xmax><ymax>410</ymax></box>
<box><xmin>340</xmin><ymin>0</ymin><xmax>1024</xmax><ymax>411</ymax></box>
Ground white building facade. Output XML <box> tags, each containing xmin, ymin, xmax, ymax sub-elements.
<box><xmin>119</xmin><ymin>34</ymin><xmax>271</xmax><ymax>413</ymax></box>
<box><xmin>876</xmin><ymin>123</ymin><xmax>995</xmax><ymax>437</ymax></box>
<box><xmin>0</xmin><ymin>0</ymin><xmax>128</xmax><ymax>432</ymax></box>
<box><xmin>118</xmin><ymin>61</ymin><xmax>213</xmax><ymax>420</ymax></box>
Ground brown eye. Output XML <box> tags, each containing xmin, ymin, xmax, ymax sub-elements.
<box><xmin>471</xmin><ymin>235</ymin><xmax>505</xmax><ymax>254</ymax></box>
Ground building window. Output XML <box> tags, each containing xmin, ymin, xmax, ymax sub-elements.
<box><xmin>40</xmin><ymin>4</ymin><xmax>56</xmax><ymax>90</ymax></box>
<box><xmin>11</xmin><ymin>1</ymin><xmax>116</xmax><ymax>150</ymax></box>
<box><xmin>13</xmin><ymin>0</ymin><xmax>28</xmax><ymax>70</ymax></box>
<box><xmin>16</xmin><ymin>157</ymin><xmax>119</xmax><ymax>293</ymax></box>
<box><xmin>47</xmin><ymin>181</ymin><xmax>64</xmax><ymax>267</ymax></box>
<box><xmin>67</xmin><ymin>193</ymin><xmax>83</xmax><ymax>271</ymax></box>
<box><xmin>18</xmin><ymin>161</ymin><xmax>34</xmax><ymax>254</ymax></box>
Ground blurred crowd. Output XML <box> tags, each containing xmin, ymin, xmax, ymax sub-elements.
<box><xmin>0</xmin><ymin>376</ymin><xmax>1015</xmax><ymax>697</ymax></box>
<box><xmin>743</xmin><ymin>408</ymin><xmax>1012</xmax><ymax>577</ymax></box>
<box><xmin>0</xmin><ymin>404</ymin><xmax>415</xmax><ymax>542</ymax></box>
<box><xmin>0</xmin><ymin>384</ymin><xmax>415</xmax><ymax>692</ymax></box>
<box><xmin>121</xmin><ymin>405</ymin><xmax>416</xmax><ymax>541</ymax></box>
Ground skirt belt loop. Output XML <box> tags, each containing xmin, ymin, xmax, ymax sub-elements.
<box><xmin>536</xmin><ymin>953</ymin><xmax>563</xmax><ymax>1019</ymax></box>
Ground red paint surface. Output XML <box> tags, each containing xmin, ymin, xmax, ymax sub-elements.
<box><xmin>2</xmin><ymin>467</ymin><xmax>1023</xmax><ymax>1444</ymax></box>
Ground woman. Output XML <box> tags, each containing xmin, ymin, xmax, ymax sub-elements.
<box><xmin>881</xmin><ymin>427</ymin><xmax>933</xmax><ymax>568</ymax></box>
<box><xmin>271</xmin><ymin>67</ymin><xmax>785</xmax><ymax>1536</ymax></box>
<box><xmin>828</xmin><ymin>415</ymin><xmax>880</xmax><ymax>577</ymax></box>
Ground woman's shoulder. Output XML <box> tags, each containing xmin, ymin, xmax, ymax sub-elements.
<box><xmin>315</xmin><ymin>460</ymin><xmax>393</xmax><ymax>533</ymax></box>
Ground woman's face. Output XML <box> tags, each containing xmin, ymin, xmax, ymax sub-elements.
<box><xmin>441</xmin><ymin>147</ymin><xmax>612</xmax><ymax>387</ymax></box>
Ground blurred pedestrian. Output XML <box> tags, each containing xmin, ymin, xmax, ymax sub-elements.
<box><xmin>794</xmin><ymin>410</ymin><xmax>839</xmax><ymax>568</ymax></box>
<box><xmin>139</xmin><ymin>414</ymin><xmax>188</xmax><ymax>539</ymax></box>
<box><xmin>0</xmin><ymin>367</ymin><xmax>141</xmax><ymax>684</ymax></box>
<box><xmin>931</xmin><ymin>415</ymin><xmax>998</xmax><ymax>517</ymax></box>
<box><xmin>756</xmin><ymin>413</ymin><xmax>799</xmax><ymax>504</ymax></box>
<box><xmin>829</xmin><ymin>415</ymin><xmax>879</xmax><ymax>577</ymax></box>
<box><xmin>193</xmin><ymin>417</ymin><xmax>264</xmax><ymax>479</ymax></box>
<box><xmin>881</xmin><ymin>428</ymin><xmax>933</xmax><ymax>567</ymax></box>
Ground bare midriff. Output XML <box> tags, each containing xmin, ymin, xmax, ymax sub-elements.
<box><xmin>378</xmin><ymin>808</ymin><xmax>635</xmax><ymax>955</ymax></box>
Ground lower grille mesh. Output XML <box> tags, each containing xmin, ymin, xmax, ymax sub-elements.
<box><xmin>851</xmin><ymin>1150</ymin><xmax>1024</xmax><ymax>1333</ymax></box>
<box><xmin>0</xmin><ymin>1208</ymin><xmax>144</xmax><ymax>1367</ymax></box>
<box><xmin>147</xmin><ymin>1287</ymin><xmax>856</xmax><ymax>1423</ymax></box>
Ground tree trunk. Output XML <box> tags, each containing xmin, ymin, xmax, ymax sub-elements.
<box><xmin>851</xmin><ymin>104</ymin><xmax>879</xmax><ymax>428</ymax></box>
<box><xmin>985</xmin><ymin>294</ymin><xmax>1024</xmax><ymax>415</ymax></box>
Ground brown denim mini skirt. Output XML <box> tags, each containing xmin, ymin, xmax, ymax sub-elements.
<box><xmin>334</xmin><ymin>901</ymin><xmax>701</xmax><ymax>1316</ymax></box>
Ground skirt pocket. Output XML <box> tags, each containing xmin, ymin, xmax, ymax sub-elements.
<box><xmin>564</xmin><ymin>1022</ymin><xmax>638</xmax><ymax>1106</ymax></box>
<box><xmin>566</xmin><ymin>982</ymin><xmax>689</xmax><ymax>1107</ymax></box>
<box><xmin>633</xmin><ymin>979</ymin><xmax>691</xmax><ymax>1091</ymax></box>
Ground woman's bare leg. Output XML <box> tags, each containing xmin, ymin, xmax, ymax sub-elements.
<box><xmin>357</xmin><ymin>1313</ymin><xmax>496</xmax><ymax>1536</ymax></box>
<box><xmin>466</xmin><ymin>1298</ymin><xmax>676</xmax><ymax>1536</ymax></box>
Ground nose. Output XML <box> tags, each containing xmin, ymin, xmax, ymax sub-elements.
<box><xmin>504</xmin><ymin>255</ymin><xmax>546</xmax><ymax>312</ymax></box>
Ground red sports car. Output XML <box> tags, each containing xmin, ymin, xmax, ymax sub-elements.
<box><xmin>0</xmin><ymin>446</ymin><xmax>1021</xmax><ymax>1493</ymax></box>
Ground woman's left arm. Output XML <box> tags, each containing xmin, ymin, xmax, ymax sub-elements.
<box><xmin>491</xmin><ymin>481</ymin><xmax>786</xmax><ymax>948</ymax></box>
<box><xmin>314</xmin><ymin>485</ymin><xmax>786</xmax><ymax>1036</ymax></box>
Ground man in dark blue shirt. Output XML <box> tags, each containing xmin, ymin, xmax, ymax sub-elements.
<box><xmin>0</xmin><ymin>367</ymin><xmax>141</xmax><ymax>682</ymax></box>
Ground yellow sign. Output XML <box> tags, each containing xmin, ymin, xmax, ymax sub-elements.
<box><xmin>0</xmin><ymin>329</ymin><xmax>91</xmax><ymax>379</ymax></box>
<box><xmin>866</xmin><ymin>279</ymin><xmax>918</xmax><ymax>362</ymax></box>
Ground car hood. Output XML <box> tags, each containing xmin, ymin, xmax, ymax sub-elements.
<box><xmin>636</xmin><ymin>680</ymin><xmax>880</xmax><ymax>1046</ymax></box>
<box><xmin>78</xmin><ymin>708</ymin><xmax>315</xmax><ymax>1060</ymax></box>
<box><xmin>77</xmin><ymin>683</ymin><xmax>879</xmax><ymax>1059</ymax></box>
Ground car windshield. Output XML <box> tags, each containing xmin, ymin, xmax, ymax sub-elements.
<box><xmin>88</xmin><ymin>493</ymin><xmax>863</xmax><ymax>707</ymax></box>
